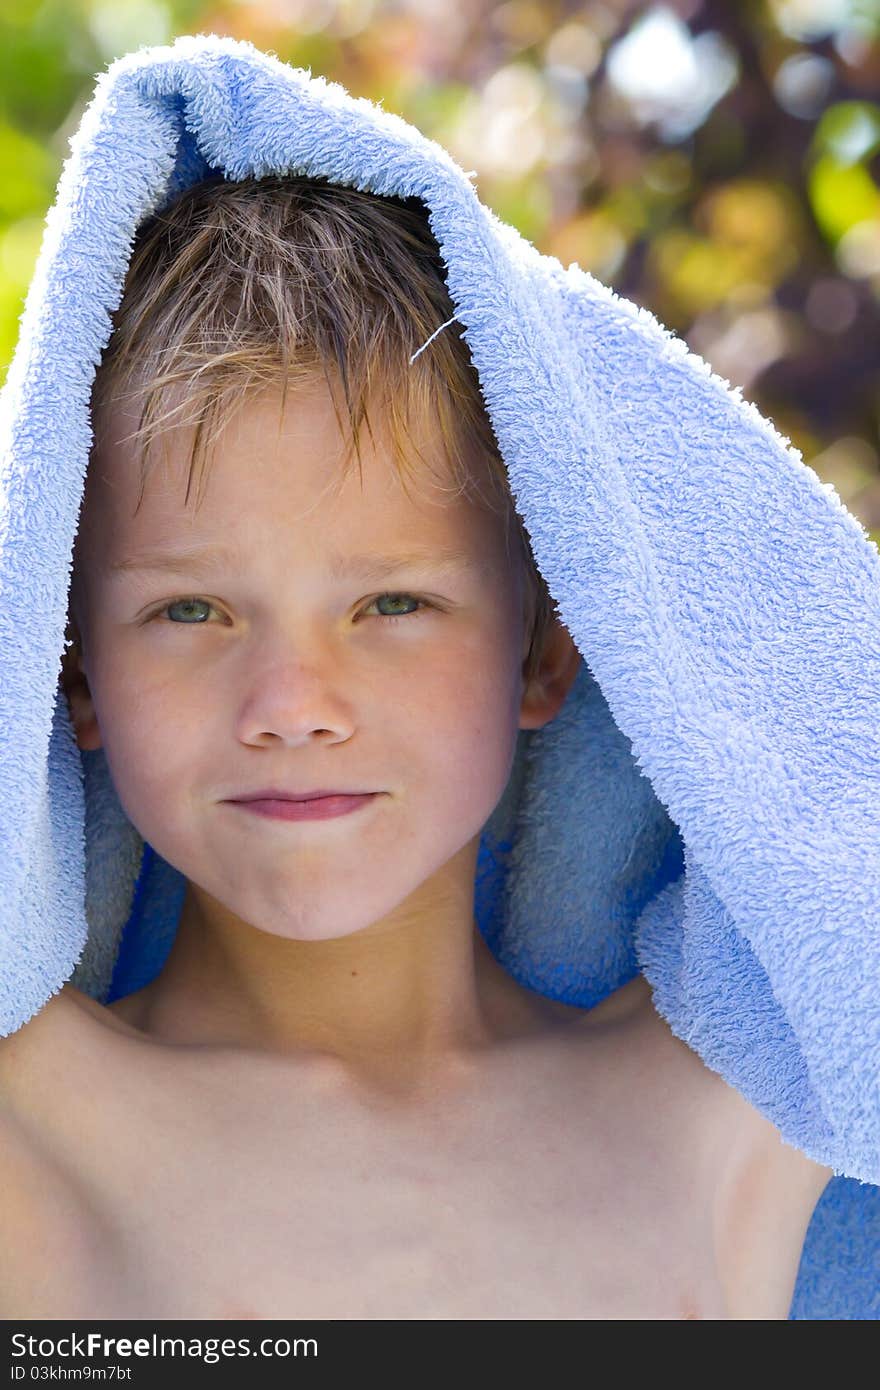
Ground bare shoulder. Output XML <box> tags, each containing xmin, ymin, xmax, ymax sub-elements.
<box><xmin>563</xmin><ymin>972</ymin><xmax>833</xmax><ymax>1212</ymax></box>
<box><xmin>562</xmin><ymin>971</ymin><xmax>833</xmax><ymax>1201</ymax></box>
<box><xmin>619</xmin><ymin>973</ymin><xmax>834</xmax><ymax>1263</ymax></box>
<box><xmin>707</xmin><ymin>1067</ymin><xmax>835</xmax><ymax>1316</ymax></box>
<box><xmin>0</xmin><ymin>979</ymin><xmax>96</xmax><ymax>1040</ymax></box>
<box><xmin>592</xmin><ymin>972</ymin><xmax>835</xmax><ymax>1315</ymax></box>
<box><xmin>0</xmin><ymin>983</ymin><xmax>104</xmax><ymax>1082</ymax></box>
<box><xmin>0</xmin><ymin>984</ymin><xmax>116</xmax><ymax>1318</ymax></box>
<box><xmin>0</xmin><ymin>980</ymin><xmax>134</xmax><ymax>1172</ymax></box>
<box><xmin>0</xmin><ymin>983</ymin><xmax>69</xmax><ymax>1076</ymax></box>
<box><xmin>634</xmin><ymin>972</ymin><xmax>832</xmax><ymax>1187</ymax></box>
<box><xmin>0</xmin><ymin>982</ymin><xmax>114</xmax><ymax>1148</ymax></box>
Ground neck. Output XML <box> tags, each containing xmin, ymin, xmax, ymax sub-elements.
<box><xmin>113</xmin><ymin>840</ymin><xmax>550</xmax><ymax>1088</ymax></box>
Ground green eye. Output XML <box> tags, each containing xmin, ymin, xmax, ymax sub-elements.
<box><xmin>370</xmin><ymin>593</ymin><xmax>423</xmax><ymax>619</ymax></box>
<box><xmin>153</xmin><ymin>592</ymin><xmax>433</xmax><ymax>627</ymax></box>
<box><xmin>163</xmin><ymin>598</ymin><xmax>215</xmax><ymax>623</ymax></box>
<box><xmin>365</xmin><ymin>593</ymin><xmax>432</xmax><ymax>623</ymax></box>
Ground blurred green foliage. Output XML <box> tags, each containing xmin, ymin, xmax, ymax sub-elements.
<box><xmin>2</xmin><ymin>0</ymin><xmax>879</xmax><ymax>548</ymax></box>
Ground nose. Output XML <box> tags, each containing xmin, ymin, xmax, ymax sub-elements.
<box><xmin>233</xmin><ymin>653</ymin><xmax>356</xmax><ymax>747</ymax></box>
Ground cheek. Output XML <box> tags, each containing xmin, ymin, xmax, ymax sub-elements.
<box><xmin>416</xmin><ymin>632</ymin><xmax>520</xmax><ymax>778</ymax></box>
<box><xmin>87</xmin><ymin>650</ymin><xmax>208</xmax><ymax>805</ymax></box>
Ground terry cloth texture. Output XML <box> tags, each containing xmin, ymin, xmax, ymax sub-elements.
<box><xmin>0</xmin><ymin>33</ymin><xmax>877</xmax><ymax>1319</ymax></box>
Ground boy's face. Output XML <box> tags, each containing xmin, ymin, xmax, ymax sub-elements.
<box><xmin>65</xmin><ymin>376</ymin><xmax>567</xmax><ymax>945</ymax></box>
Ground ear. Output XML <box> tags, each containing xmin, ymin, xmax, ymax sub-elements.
<box><xmin>59</xmin><ymin>621</ymin><xmax>102</xmax><ymax>752</ymax></box>
<box><xmin>518</xmin><ymin>615</ymin><xmax>581</xmax><ymax>731</ymax></box>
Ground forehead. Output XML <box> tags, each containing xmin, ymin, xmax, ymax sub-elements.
<box><xmin>85</xmin><ymin>378</ymin><xmax>513</xmax><ymax>566</ymax></box>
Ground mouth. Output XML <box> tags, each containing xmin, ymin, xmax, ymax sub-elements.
<box><xmin>229</xmin><ymin>788</ymin><xmax>377</xmax><ymax>803</ymax></box>
<box><xmin>224</xmin><ymin>793</ymin><xmax>379</xmax><ymax>822</ymax></box>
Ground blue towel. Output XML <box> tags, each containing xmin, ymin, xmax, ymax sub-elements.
<box><xmin>0</xmin><ymin>33</ymin><xmax>877</xmax><ymax>1319</ymax></box>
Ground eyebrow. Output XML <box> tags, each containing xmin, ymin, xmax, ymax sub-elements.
<box><xmin>107</xmin><ymin>544</ymin><xmax>481</xmax><ymax>582</ymax></box>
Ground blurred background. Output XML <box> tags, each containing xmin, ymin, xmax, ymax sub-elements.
<box><xmin>2</xmin><ymin>0</ymin><xmax>879</xmax><ymax>546</ymax></box>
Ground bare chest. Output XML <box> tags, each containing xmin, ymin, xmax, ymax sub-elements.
<box><xmin>11</xmin><ymin>1030</ymin><xmax>734</xmax><ymax>1320</ymax></box>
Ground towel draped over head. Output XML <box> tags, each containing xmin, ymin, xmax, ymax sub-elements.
<box><xmin>0</xmin><ymin>33</ymin><xmax>877</xmax><ymax>1319</ymax></box>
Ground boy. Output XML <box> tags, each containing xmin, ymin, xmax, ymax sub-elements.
<box><xmin>1</xmin><ymin>173</ymin><xmax>833</xmax><ymax>1320</ymax></box>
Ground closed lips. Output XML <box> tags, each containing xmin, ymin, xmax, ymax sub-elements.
<box><xmin>230</xmin><ymin>789</ymin><xmax>375</xmax><ymax>802</ymax></box>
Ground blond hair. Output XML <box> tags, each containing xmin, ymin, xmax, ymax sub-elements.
<box><xmin>85</xmin><ymin>174</ymin><xmax>555</xmax><ymax>680</ymax></box>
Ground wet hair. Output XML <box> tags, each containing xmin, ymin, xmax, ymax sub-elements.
<box><xmin>81</xmin><ymin>173</ymin><xmax>556</xmax><ymax>681</ymax></box>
